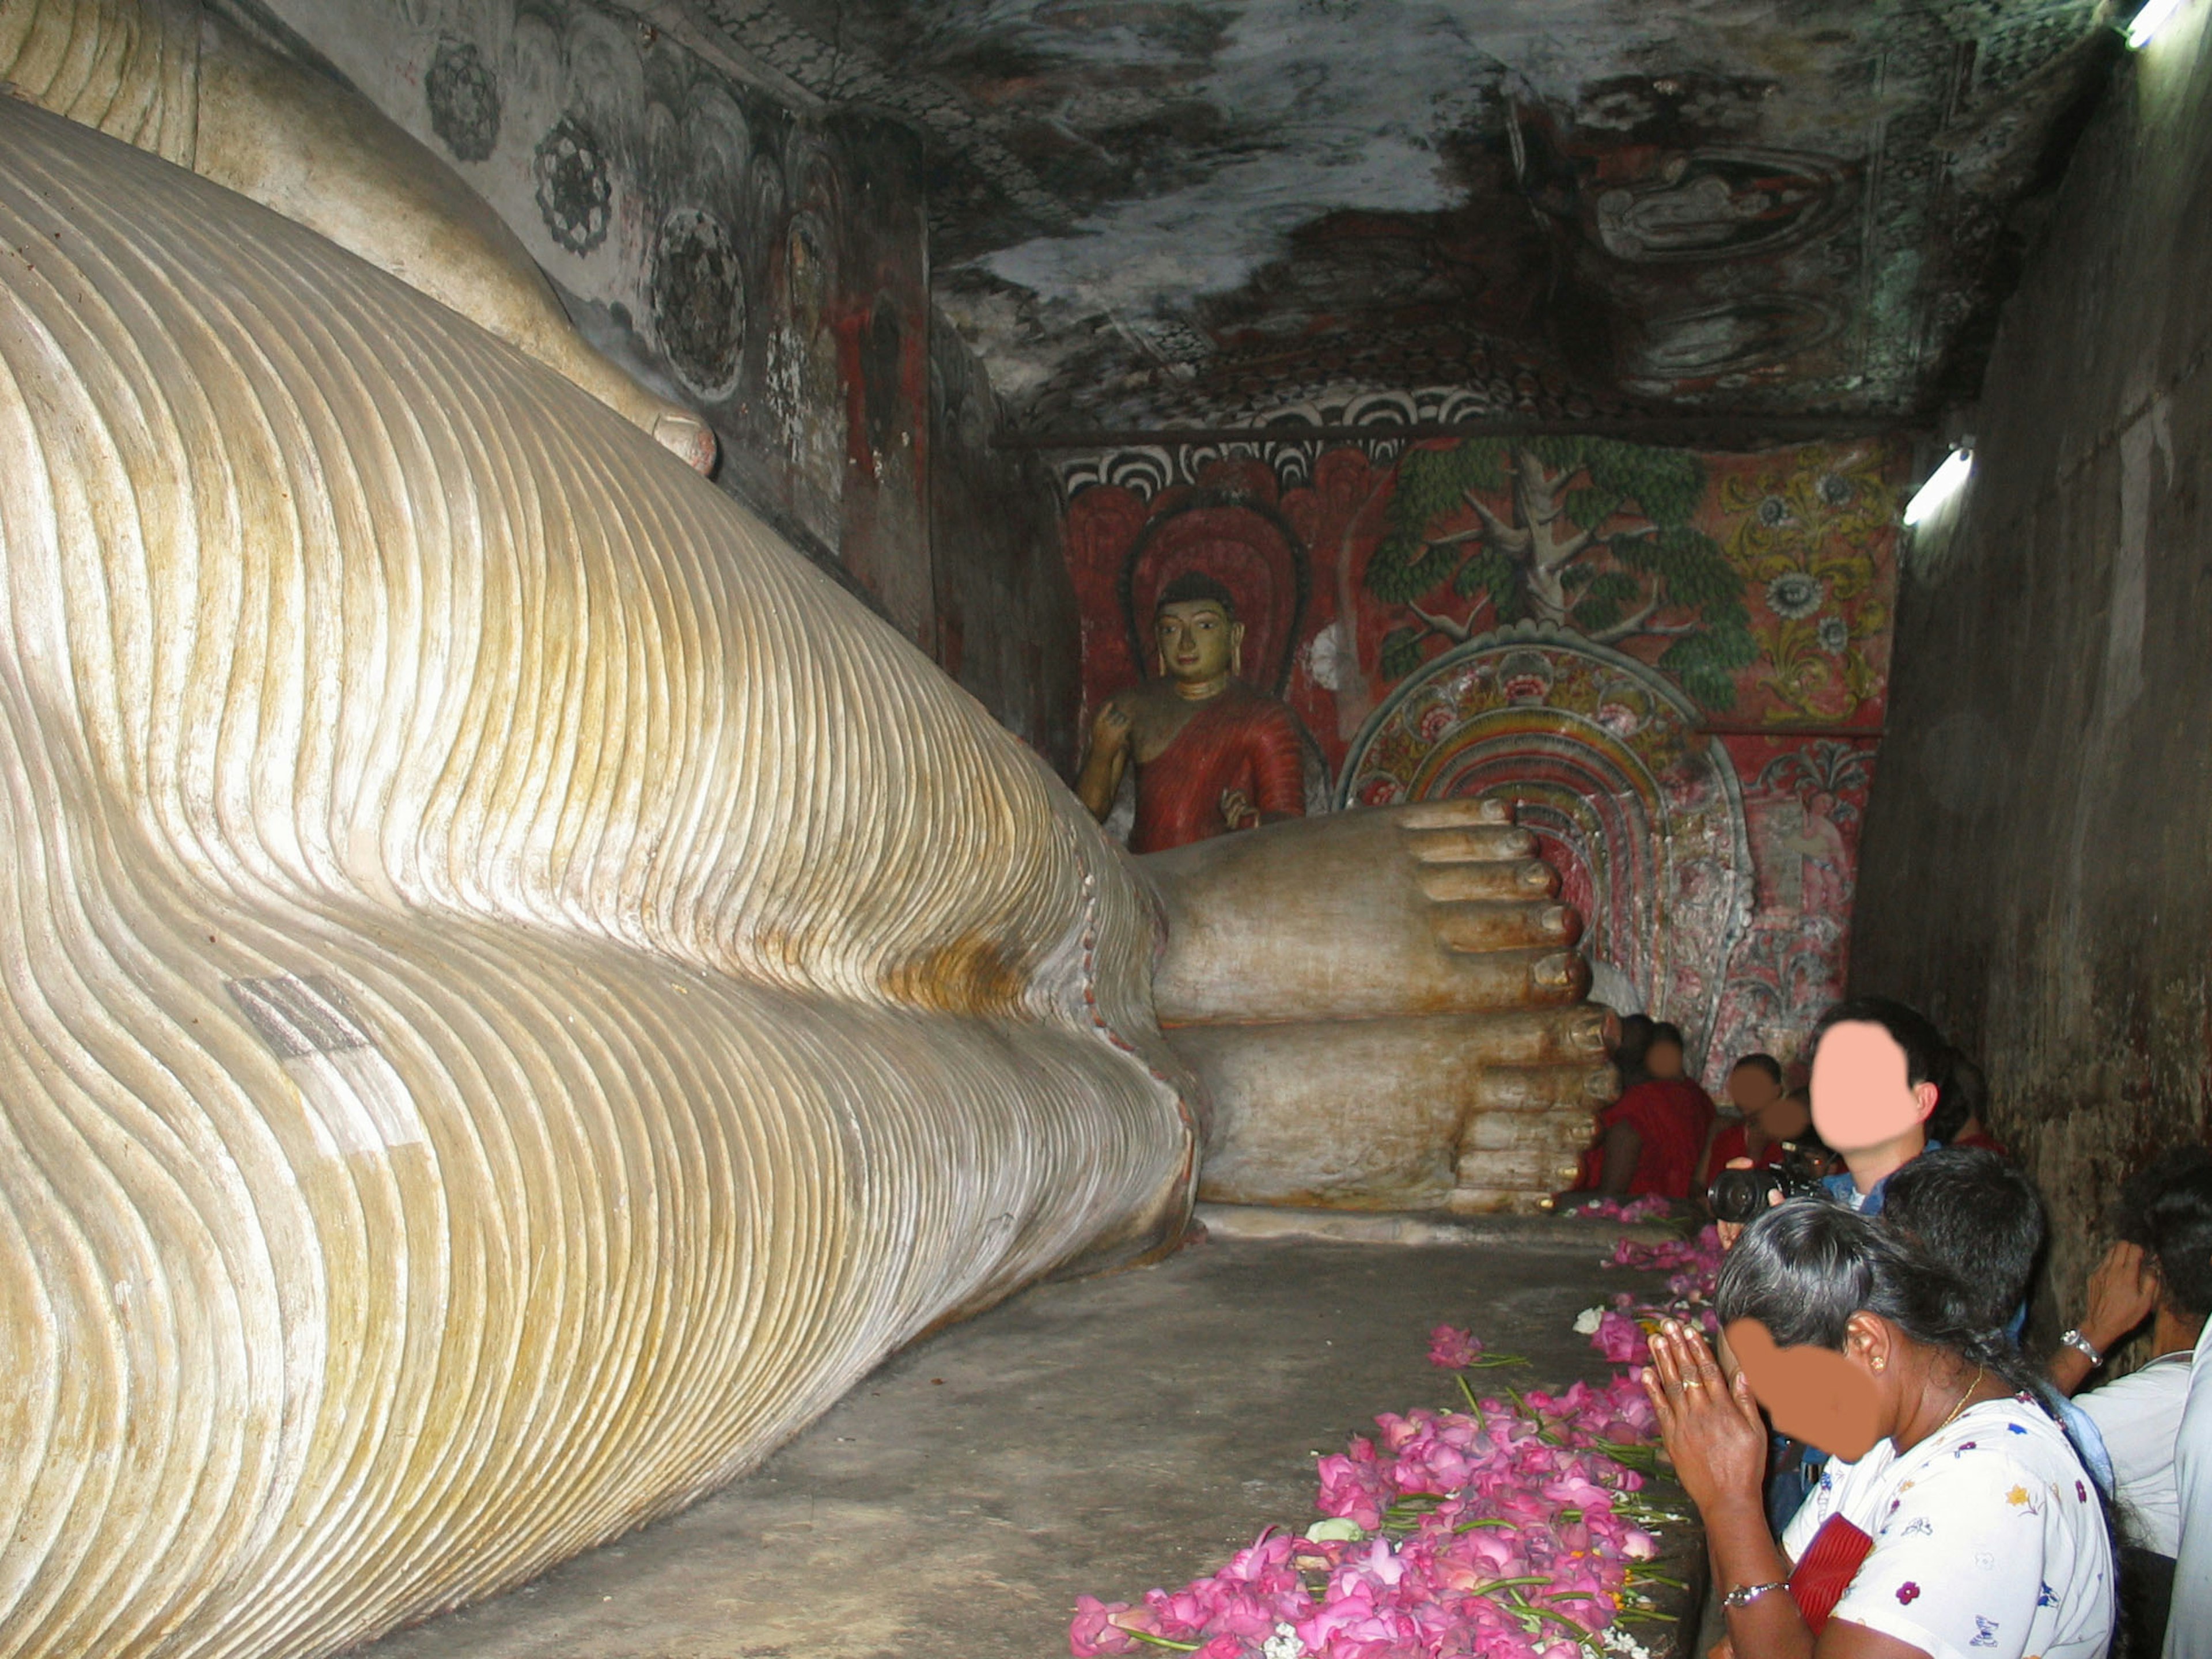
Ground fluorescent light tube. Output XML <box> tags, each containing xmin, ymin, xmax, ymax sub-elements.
<box><xmin>2129</xmin><ymin>0</ymin><xmax>2186</xmax><ymax>48</ymax></box>
<box><xmin>1903</xmin><ymin>448</ymin><xmax>1974</xmax><ymax>527</ymax></box>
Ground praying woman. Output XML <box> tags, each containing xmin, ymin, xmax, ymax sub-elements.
<box><xmin>1643</xmin><ymin>1200</ymin><xmax>2114</xmax><ymax>1659</ymax></box>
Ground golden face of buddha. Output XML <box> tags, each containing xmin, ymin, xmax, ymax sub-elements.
<box><xmin>1156</xmin><ymin>600</ymin><xmax>1243</xmax><ymax>687</ymax></box>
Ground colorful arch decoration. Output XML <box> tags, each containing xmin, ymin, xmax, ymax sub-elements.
<box><xmin>1338</xmin><ymin>626</ymin><xmax>1752</xmax><ymax>1063</ymax></box>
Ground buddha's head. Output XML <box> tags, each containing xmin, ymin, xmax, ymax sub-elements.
<box><xmin>1154</xmin><ymin>573</ymin><xmax>1243</xmax><ymax>688</ymax></box>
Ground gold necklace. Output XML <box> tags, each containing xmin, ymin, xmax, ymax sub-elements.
<box><xmin>1932</xmin><ymin>1365</ymin><xmax>1985</xmax><ymax>1436</ymax></box>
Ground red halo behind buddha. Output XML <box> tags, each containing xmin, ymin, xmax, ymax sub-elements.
<box><xmin>1121</xmin><ymin>499</ymin><xmax>1309</xmax><ymax>695</ymax></box>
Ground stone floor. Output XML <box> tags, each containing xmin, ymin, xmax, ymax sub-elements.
<box><xmin>346</xmin><ymin>1211</ymin><xmax>1698</xmax><ymax>1659</ymax></box>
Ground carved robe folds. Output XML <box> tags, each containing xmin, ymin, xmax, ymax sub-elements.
<box><xmin>1130</xmin><ymin>683</ymin><xmax>1308</xmax><ymax>853</ymax></box>
<box><xmin>0</xmin><ymin>101</ymin><xmax>1192</xmax><ymax>1659</ymax></box>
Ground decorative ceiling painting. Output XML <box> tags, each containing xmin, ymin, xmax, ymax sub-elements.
<box><xmin>1063</xmin><ymin>435</ymin><xmax>1903</xmax><ymax>1083</ymax></box>
<box><xmin>680</xmin><ymin>0</ymin><xmax>2116</xmax><ymax>433</ymax></box>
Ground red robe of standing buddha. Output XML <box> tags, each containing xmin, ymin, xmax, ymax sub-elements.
<box><xmin>1130</xmin><ymin>683</ymin><xmax>1307</xmax><ymax>855</ymax></box>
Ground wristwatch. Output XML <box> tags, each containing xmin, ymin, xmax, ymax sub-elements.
<box><xmin>1722</xmin><ymin>1580</ymin><xmax>1789</xmax><ymax>1611</ymax></box>
<box><xmin>2059</xmin><ymin>1327</ymin><xmax>2104</xmax><ymax>1366</ymax></box>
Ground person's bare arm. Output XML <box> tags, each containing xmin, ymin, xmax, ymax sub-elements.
<box><xmin>1599</xmin><ymin>1121</ymin><xmax>1642</xmax><ymax>1197</ymax></box>
<box><xmin>1075</xmin><ymin>702</ymin><xmax>1134</xmax><ymax>823</ymax></box>
<box><xmin>1695</xmin><ymin>1119</ymin><xmax>1728</xmax><ymax>1198</ymax></box>
<box><xmin>2049</xmin><ymin>1239</ymin><xmax>2161</xmax><ymax>1396</ymax></box>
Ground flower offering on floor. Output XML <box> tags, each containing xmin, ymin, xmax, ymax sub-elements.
<box><xmin>1068</xmin><ymin>1224</ymin><xmax>1726</xmax><ymax>1658</ymax></box>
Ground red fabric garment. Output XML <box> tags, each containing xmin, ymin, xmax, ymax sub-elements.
<box><xmin>1788</xmin><ymin>1514</ymin><xmax>1874</xmax><ymax>1633</ymax></box>
<box><xmin>1130</xmin><ymin>683</ymin><xmax>1306</xmax><ymax>854</ymax></box>
<box><xmin>1707</xmin><ymin>1120</ymin><xmax>1788</xmax><ymax>1172</ymax></box>
<box><xmin>1586</xmin><ymin>1078</ymin><xmax>1717</xmax><ymax>1199</ymax></box>
<box><xmin>1954</xmin><ymin>1126</ymin><xmax>2011</xmax><ymax>1157</ymax></box>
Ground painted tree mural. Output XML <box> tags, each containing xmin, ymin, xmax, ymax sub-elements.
<box><xmin>1364</xmin><ymin>438</ymin><xmax>1756</xmax><ymax>706</ymax></box>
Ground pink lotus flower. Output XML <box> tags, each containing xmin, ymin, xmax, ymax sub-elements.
<box><xmin>1593</xmin><ymin>1309</ymin><xmax>1649</xmax><ymax>1365</ymax></box>
<box><xmin>1070</xmin><ymin>1223</ymin><xmax>1727</xmax><ymax>1659</ymax></box>
<box><xmin>1069</xmin><ymin>1596</ymin><xmax>1140</xmax><ymax>1656</ymax></box>
<box><xmin>1427</xmin><ymin>1325</ymin><xmax>1483</xmax><ymax>1369</ymax></box>
<box><xmin>1580</xmin><ymin>1195</ymin><xmax>1672</xmax><ymax>1222</ymax></box>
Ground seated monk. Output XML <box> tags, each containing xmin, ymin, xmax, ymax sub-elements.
<box><xmin>1695</xmin><ymin>1056</ymin><xmax>1812</xmax><ymax>1191</ymax></box>
<box><xmin>1075</xmin><ymin>574</ymin><xmax>1307</xmax><ymax>854</ymax></box>
<box><xmin>1570</xmin><ymin>1021</ymin><xmax>1717</xmax><ymax>1201</ymax></box>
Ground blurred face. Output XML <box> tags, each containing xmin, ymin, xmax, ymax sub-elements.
<box><xmin>1646</xmin><ymin>1039</ymin><xmax>1685</xmax><ymax>1080</ymax></box>
<box><xmin>1728</xmin><ymin>1064</ymin><xmax>1784</xmax><ymax>1116</ymax></box>
<box><xmin>1764</xmin><ymin>1092</ymin><xmax>1813</xmax><ymax>1142</ymax></box>
<box><xmin>1726</xmin><ymin>1315</ymin><xmax>1888</xmax><ymax>1461</ymax></box>
<box><xmin>1810</xmin><ymin>1021</ymin><xmax>1937</xmax><ymax>1156</ymax></box>
<box><xmin>1156</xmin><ymin>601</ymin><xmax>1240</xmax><ymax>684</ymax></box>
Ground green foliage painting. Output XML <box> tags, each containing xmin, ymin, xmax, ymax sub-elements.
<box><xmin>1365</xmin><ymin>438</ymin><xmax>1756</xmax><ymax>707</ymax></box>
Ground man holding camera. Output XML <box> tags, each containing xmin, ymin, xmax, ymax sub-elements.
<box><xmin>1711</xmin><ymin>997</ymin><xmax>1948</xmax><ymax>1249</ymax></box>
<box><xmin>1708</xmin><ymin>998</ymin><xmax>1953</xmax><ymax>1528</ymax></box>
<box><xmin>1696</xmin><ymin>1056</ymin><xmax>1812</xmax><ymax>1200</ymax></box>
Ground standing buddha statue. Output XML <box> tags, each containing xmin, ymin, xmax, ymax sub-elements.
<box><xmin>1075</xmin><ymin>574</ymin><xmax>1308</xmax><ymax>853</ymax></box>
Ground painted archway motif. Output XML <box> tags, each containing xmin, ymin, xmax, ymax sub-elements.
<box><xmin>1339</xmin><ymin>626</ymin><xmax>1752</xmax><ymax>1063</ymax></box>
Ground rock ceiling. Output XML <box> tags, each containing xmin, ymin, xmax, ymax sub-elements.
<box><xmin>683</xmin><ymin>0</ymin><xmax>2115</xmax><ymax>435</ymax></box>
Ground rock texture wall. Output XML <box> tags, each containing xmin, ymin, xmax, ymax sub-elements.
<box><xmin>0</xmin><ymin>99</ymin><xmax>1190</xmax><ymax>1659</ymax></box>
<box><xmin>1852</xmin><ymin>10</ymin><xmax>2212</xmax><ymax>1316</ymax></box>
<box><xmin>930</xmin><ymin>324</ymin><xmax>1084</xmax><ymax>775</ymax></box>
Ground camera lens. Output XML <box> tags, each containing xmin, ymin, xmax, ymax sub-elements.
<box><xmin>1706</xmin><ymin>1166</ymin><xmax>1779</xmax><ymax>1225</ymax></box>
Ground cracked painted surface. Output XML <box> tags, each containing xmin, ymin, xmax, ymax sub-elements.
<box><xmin>679</xmin><ymin>0</ymin><xmax>2116</xmax><ymax>430</ymax></box>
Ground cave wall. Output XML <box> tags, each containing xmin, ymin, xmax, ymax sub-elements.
<box><xmin>931</xmin><ymin>324</ymin><xmax>1084</xmax><ymax>775</ymax></box>
<box><xmin>1851</xmin><ymin>9</ymin><xmax>2212</xmax><ymax>1311</ymax></box>
<box><xmin>243</xmin><ymin>0</ymin><xmax>1068</xmax><ymax>733</ymax></box>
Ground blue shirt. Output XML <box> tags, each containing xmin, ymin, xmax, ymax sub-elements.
<box><xmin>1820</xmin><ymin>1139</ymin><xmax>1945</xmax><ymax>1214</ymax></box>
<box><xmin>1782</xmin><ymin>1144</ymin><xmax>2115</xmax><ymax>1510</ymax></box>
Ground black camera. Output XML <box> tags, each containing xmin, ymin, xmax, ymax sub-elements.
<box><xmin>1705</xmin><ymin>1145</ymin><xmax>1828</xmax><ymax>1224</ymax></box>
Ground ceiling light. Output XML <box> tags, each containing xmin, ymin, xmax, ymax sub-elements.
<box><xmin>1903</xmin><ymin>448</ymin><xmax>1974</xmax><ymax>527</ymax></box>
<box><xmin>2128</xmin><ymin>0</ymin><xmax>2186</xmax><ymax>48</ymax></box>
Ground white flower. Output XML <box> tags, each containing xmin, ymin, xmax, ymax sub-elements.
<box><xmin>1573</xmin><ymin>1306</ymin><xmax>1605</xmax><ymax>1335</ymax></box>
<box><xmin>1581</xmin><ymin>88</ymin><xmax>1656</xmax><ymax>130</ymax></box>
<box><xmin>1302</xmin><ymin>622</ymin><xmax>1355</xmax><ymax>692</ymax></box>
<box><xmin>1766</xmin><ymin>571</ymin><xmax>1825</xmax><ymax>619</ymax></box>
<box><xmin>1817</xmin><ymin>615</ymin><xmax>1850</xmax><ymax>654</ymax></box>
<box><xmin>1603</xmin><ymin>1627</ymin><xmax>1654</xmax><ymax>1659</ymax></box>
<box><xmin>1264</xmin><ymin>1622</ymin><xmax>1308</xmax><ymax>1659</ymax></box>
<box><xmin>1304</xmin><ymin>1516</ymin><xmax>1365</xmax><ymax>1543</ymax></box>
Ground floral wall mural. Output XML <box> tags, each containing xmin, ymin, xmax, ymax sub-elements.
<box><xmin>1062</xmin><ymin>435</ymin><xmax>1904</xmax><ymax>1086</ymax></box>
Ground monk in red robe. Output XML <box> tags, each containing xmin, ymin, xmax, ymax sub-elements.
<box><xmin>1693</xmin><ymin>1055</ymin><xmax>1812</xmax><ymax>1192</ymax></box>
<box><xmin>1076</xmin><ymin>574</ymin><xmax>1306</xmax><ymax>854</ymax></box>
<box><xmin>1571</xmin><ymin>1021</ymin><xmax>1717</xmax><ymax>1200</ymax></box>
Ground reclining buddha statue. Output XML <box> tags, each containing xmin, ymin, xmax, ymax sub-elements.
<box><xmin>0</xmin><ymin>7</ymin><xmax>1611</xmax><ymax>1656</ymax></box>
